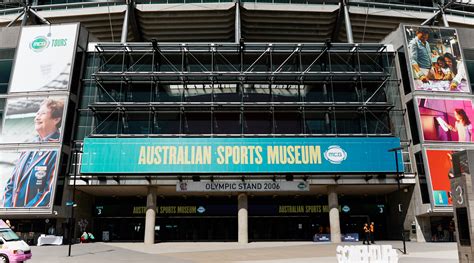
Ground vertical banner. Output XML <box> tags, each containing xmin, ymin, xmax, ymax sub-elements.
<box><xmin>0</xmin><ymin>24</ymin><xmax>79</xmax><ymax>214</ymax></box>
<box><xmin>425</xmin><ymin>149</ymin><xmax>456</xmax><ymax>207</ymax></box>
<box><xmin>404</xmin><ymin>26</ymin><xmax>470</xmax><ymax>93</ymax></box>
<box><xmin>8</xmin><ymin>24</ymin><xmax>79</xmax><ymax>93</ymax></box>
<box><xmin>0</xmin><ymin>149</ymin><xmax>60</xmax><ymax>209</ymax></box>
<box><xmin>417</xmin><ymin>98</ymin><xmax>474</xmax><ymax>143</ymax></box>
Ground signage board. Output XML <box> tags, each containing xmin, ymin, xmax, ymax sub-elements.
<box><xmin>81</xmin><ymin>137</ymin><xmax>403</xmax><ymax>174</ymax></box>
<box><xmin>0</xmin><ymin>148</ymin><xmax>60</xmax><ymax>211</ymax></box>
<box><xmin>404</xmin><ymin>26</ymin><xmax>470</xmax><ymax>93</ymax></box>
<box><xmin>8</xmin><ymin>24</ymin><xmax>79</xmax><ymax>93</ymax></box>
<box><xmin>176</xmin><ymin>180</ymin><xmax>309</xmax><ymax>192</ymax></box>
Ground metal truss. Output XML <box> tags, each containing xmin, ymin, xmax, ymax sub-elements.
<box><xmin>93</xmin><ymin>42</ymin><xmax>390</xmax><ymax>84</ymax></box>
<box><xmin>77</xmin><ymin>42</ymin><xmax>402</xmax><ymax>138</ymax></box>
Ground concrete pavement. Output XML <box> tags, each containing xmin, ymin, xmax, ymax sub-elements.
<box><xmin>28</xmin><ymin>241</ymin><xmax>458</xmax><ymax>263</ymax></box>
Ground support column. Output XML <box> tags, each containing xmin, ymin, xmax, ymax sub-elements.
<box><xmin>238</xmin><ymin>193</ymin><xmax>248</xmax><ymax>244</ymax></box>
<box><xmin>144</xmin><ymin>187</ymin><xmax>157</xmax><ymax>244</ymax></box>
<box><xmin>234</xmin><ymin>0</ymin><xmax>241</xmax><ymax>43</ymax></box>
<box><xmin>328</xmin><ymin>185</ymin><xmax>341</xmax><ymax>243</ymax></box>
<box><xmin>440</xmin><ymin>8</ymin><xmax>450</xmax><ymax>27</ymax></box>
<box><xmin>342</xmin><ymin>0</ymin><xmax>353</xmax><ymax>44</ymax></box>
<box><xmin>121</xmin><ymin>0</ymin><xmax>130</xmax><ymax>43</ymax></box>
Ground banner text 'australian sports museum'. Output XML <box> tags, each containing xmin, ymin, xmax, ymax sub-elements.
<box><xmin>81</xmin><ymin>138</ymin><xmax>404</xmax><ymax>174</ymax></box>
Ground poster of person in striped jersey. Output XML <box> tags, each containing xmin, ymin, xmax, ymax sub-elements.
<box><xmin>0</xmin><ymin>148</ymin><xmax>59</xmax><ymax>208</ymax></box>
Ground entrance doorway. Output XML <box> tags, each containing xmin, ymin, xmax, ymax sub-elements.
<box><xmin>156</xmin><ymin>217</ymin><xmax>237</xmax><ymax>242</ymax></box>
<box><xmin>249</xmin><ymin>215</ymin><xmax>328</xmax><ymax>241</ymax></box>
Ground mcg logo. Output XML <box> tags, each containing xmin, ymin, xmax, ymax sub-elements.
<box><xmin>324</xmin><ymin>145</ymin><xmax>347</xmax><ymax>164</ymax></box>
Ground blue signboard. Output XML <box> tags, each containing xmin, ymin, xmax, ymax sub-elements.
<box><xmin>313</xmin><ymin>234</ymin><xmax>331</xmax><ymax>242</ymax></box>
<box><xmin>342</xmin><ymin>233</ymin><xmax>360</xmax><ymax>242</ymax></box>
<box><xmin>80</xmin><ymin>137</ymin><xmax>403</xmax><ymax>174</ymax></box>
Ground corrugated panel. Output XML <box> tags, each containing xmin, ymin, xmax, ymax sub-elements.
<box><xmin>137</xmin><ymin>7</ymin><xmax>235</xmax><ymax>42</ymax></box>
<box><xmin>241</xmin><ymin>8</ymin><xmax>337</xmax><ymax>42</ymax></box>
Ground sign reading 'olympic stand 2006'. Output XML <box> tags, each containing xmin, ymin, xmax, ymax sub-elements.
<box><xmin>80</xmin><ymin>137</ymin><xmax>403</xmax><ymax>174</ymax></box>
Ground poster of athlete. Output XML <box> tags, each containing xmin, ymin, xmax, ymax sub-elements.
<box><xmin>0</xmin><ymin>149</ymin><xmax>59</xmax><ymax>209</ymax></box>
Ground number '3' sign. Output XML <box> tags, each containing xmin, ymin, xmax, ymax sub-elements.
<box><xmin>455</xmin><ymin>184</ymin><xmax>464</xmax><ymax>205</ymax></box>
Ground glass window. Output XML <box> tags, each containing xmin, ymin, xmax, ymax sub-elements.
<box><xmin>244</xmin><ymin>84</ymin><xmax>271</xmax><ymax>103</ymax></box>
<box><xmin>330</xmin><ymin>53</ymin><xmax>356</xmax><ymax>72</ymax></box>
<box><xmin>155</xmin><ymin>84</ymin><xmax>182</xmax><ymax>103</ymax></box>
<box><xmin>125</xmin><ymin>83</ymin><xmax>153</xmax><ymax>103</ymax></box>
<box><xmin>362</xmin><ymin>81</ymin><xmax>387</xmax><ymax>103</ymax></box>
<box><xmin>75</xmin><ymin>111</ymin><xmax>93</xmax><ymax>140</ymax></box>
<box><xmin>303</xmin><ymin>84</ymin><xmax>330</xmax><ymax>103</ymax></box>
<box><xmin>95</xmin><ymin>112</ymin><xmax>120</xmax><ymax>134</ymax></box>
<box><xmin>244</xmin><ymin>111</ymin><xmax>272</xmax><ymax>134</ymax></box>
<box><xmin>0</xmin><ymin>98</ymin><xmax>5</xmax><ymax>134</ymax></box>
<box><xmin>184</xmin><ymin>84</ymin><xmax>212</xmax><ymax>103</ymax></box>
<box><xmin>333</xmin><ymin>82</ymin><xmax>360</xmax><ymax>102</ymax></box>
<box><xmin>0</xmin><ymin>49</ymin><xmax>14</xmax><ymax>95</ymax></box>
<box><xmin>97</xmin><ymin>84</ymin><xmax>123</xmax><ymax>103</ymax></box>
<box><xmin>272</xmin><ymin>85</ymin><xmax>300</xmax><ymax>103</ymax></box>
<box><xmin>213</xmin><ymin>84</ymin><xmax>240</xmax><ymax>103</ymax></box>
<box><xmin>415</xmin><ymin>152</ymin><xmax>430</xmax><ymax>204</ymax></box>
<box><xmin>126</xmin><ymin>53</ymin><xmax>153</xmax><ymax>72</ymax></box>
<box><xmin>305</xmin><ymin>111</ymin><xmax>335</xmax><ymax>135</ymax></box>
<box><xmin>214</xmin><ymin>112</ymin><xmax>241</xmax><ymax>134</ymax></box>
<box><xmin>275</xmin><ymin>111</ymin><xmax>302</xmax><ymax>134</ymax></box>
<box><xmin>406</xmin><ymin>100</ymin><xmax>420</xmax><ymax>145</ymax></box>
<box><xmin>153</xmin><ymin>112</ymin><xmax>181</xmax><ymax>134</ymax></box>
<box><xmin>335</xmin><ymin>111</ymin><xmax>363</xmax><ymax>134</ymax></box>
<box><xmin>0</xmin><ymin>229</ymin><xmax>20</xmax><ymax>242</ymax></box>
<box><xmin>366</xmin><ymin>111</ymin><xmax>390</xmax><ymax>134</ymax></box>
<box><xmin>183</xmin><ymin>112</ymin><xmax>211</xmax><ymax>134</ymax></box>
<box><xmin>123</xmin><ymin>112</ymin><xmax>151</xmax><ymax>134</ymax></box>
<box><xmin>397</xmin><ymin>47</ymin><xmax>412</xmax><ymax>95</ymax></box>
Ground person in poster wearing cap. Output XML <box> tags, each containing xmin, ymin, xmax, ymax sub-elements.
<box><xmin>2</xmin><ymin>98</ymin><xmax>64</xmax><ymax>208</ymax></box>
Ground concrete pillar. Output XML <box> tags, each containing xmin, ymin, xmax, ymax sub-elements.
<box><xmin>234</xmin><ymin>1</ymin><xmax>241</xmax><ymax>43</ymax></box>
<box><xmin>144</xmin><ymin>187</ymin><xmax>157</xmax><ymax>244</ymax></box>
<box><xmin>238</xmin><ymin>193</ymin><xmax>248</xmax><ymax>244</ymax></box>
<box><xmin>328</xmin><ymin>185</ymin><xmax>341</xmax><ymax>243</ymax></box>
<box><xmin>121</xmin><ymin>1</ymin><xmax>130</xmax><ymax>43</ymax></box>
<box><xmin>342</xmin><ymin>0</ymin><xmax>354</xmax><ymax>44</ymax></box>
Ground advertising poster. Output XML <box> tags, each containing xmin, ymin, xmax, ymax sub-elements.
<box><xmin>8</xmin><ymin>24</ymin><xmax>78</xmax><ymax>93</ymax></box>
<box><xmin>405</xmin><ymin>26</ymin><xmax>470</xmax><ymax>93</ymax></box>
<box><xmin>0</xmin><ymin>96</ymin><xmax>66</xmax><ymax>144</ymax></box>
<box><xmin>425</xmin><ymin>149</ymin><xmax>456</xmax><ymax>206</ymax></box>
<box><xmin>81</xmin><ymin>137</ymin><xmax>403</xmax><ymax>174</ymax></box>
<box><xmin>417</xmin><ymin>98</ymin><xmax>474</xmax><ymax>142</ymax></box>
<box><xmin>0</xmin><ymin>149</ymin><xmax>59</xmax><ymax>209</ymax></box>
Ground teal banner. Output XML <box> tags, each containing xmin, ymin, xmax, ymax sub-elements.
<box><xmin>80</xmin><ymin>137</ymin><xmax>403</xmax><ymax>174</ymax></box>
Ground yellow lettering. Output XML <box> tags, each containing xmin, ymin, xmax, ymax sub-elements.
<box><xmin>169</xmin><ymin>146</ymin><xmax>177</xmax><ymax>164</ymax></box>
<box><xmin>217</xmin><ymin>146</ymin><xmax>225</xmax><ymax>164</ymax></box>
<box><xmin>267</xmin><ymin>146</ymin><xmax>278</xmax><ymax>164</ymax></box>
<box><xmin>294</xmin><ymin>145</ymin><xmax>302</xmax><ymax>164</ymax></box>
<box><xmin>310</xmin><ymin>146</ymin><xmax>321</xmax><ymax>164</ymax></box>
<box><xmin>255</xmin><ymin>146</ymin><xmax>263</xmax><ymax>164</ymax></box>
<box><xmin>162</xmin><ymin>146</ymin><xmax>169</xmax><ymax>164</ymax></box>
<box><xmin>138</xmin><ymin>146</ymin><xmax>146</xmax><ymax>164</ymax></box>
<box><xmin>203</xmin><ymin>146</ymin><xmax>211</xmax><ymax>164</ymax></box>
<box><xmin>287</xmin><ymin>145</ymin><xmax>295</xmax><ymax>164</ymax></box>
<box><xmin>154</xmin><ymin>146</ymin><xmax>162</xmax><ymax>164</ymax></box>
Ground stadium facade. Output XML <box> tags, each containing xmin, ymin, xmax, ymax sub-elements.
<box><xmin>0</xmin><ymin>0</ymin><xmax>473</xmax><ymax>244</ymax></box>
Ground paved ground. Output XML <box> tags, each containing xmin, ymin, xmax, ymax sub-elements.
<box><xmin>28</xmin><ymin>241</ymin><xmax>458</xmax><ymax>263</ymax></box>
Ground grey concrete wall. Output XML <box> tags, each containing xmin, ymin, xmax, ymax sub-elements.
<box><xmin>0</xmin><ymin>26</ymin><xmax>20</xmax><ymax>49</ymax></box>
<box><xmin>457</xmin><ymin>27</ymin><xmax>474</xmax><ymax>51</ymax></box>
<box><xmin>385</xmin><ymin>186</ymin><xmax>414</xmax><ymax>240</ymax></box>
